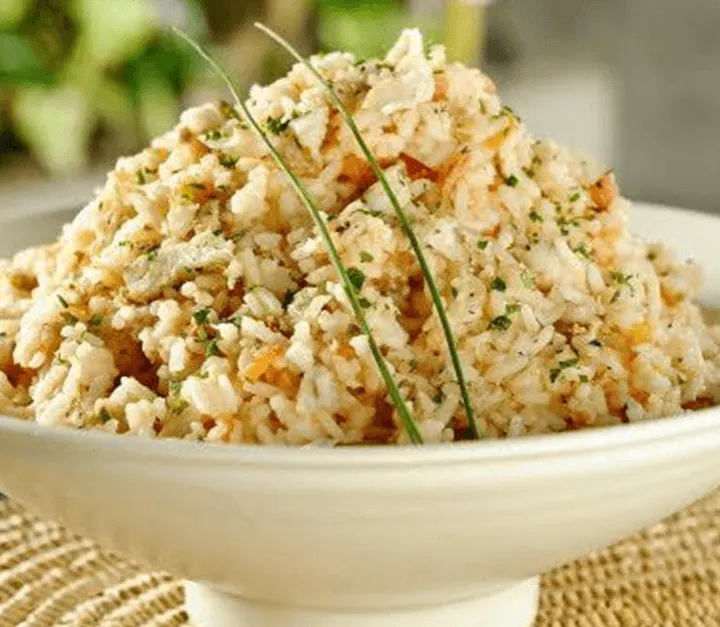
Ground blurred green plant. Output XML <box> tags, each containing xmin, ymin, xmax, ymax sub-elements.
<box><xmin>0</xmin><ymin>0</ymin><xmax>204</xmax><ymax>176</ymax></box>
<box><xmin>317</xmin><ymin>0</ymin><xmax>440</xmax><ymax>59</ymax></box>
<box><xmin>317</xmin><ymin>0</ymin><xmax>487</xmax><ymax>65</ymax></box>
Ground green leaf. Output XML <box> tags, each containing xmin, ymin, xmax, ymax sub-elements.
<box><xmin>70</xmin><ymin>0</ymin><xmax>156</xmax><ymax>68</ymax></box>
<box><xmin>136</xmin><ymin>80</ymin><xmax>180</xmax><ymax>139</ymax></box>
<box><xmin>0</xmin><ymin>33</ymin><xmax>54</xmax><ymax>85</ymax></box>
<box><xmin>0</xmin><ymin>0</ymin><xmax>31</xmax><ymax>29</ymax></box>
<box><xmin>12</xmin><ymin>85</ymin><xmax>94</xmax><ymax>175</ymax></box>
<box><xmin>317</xmin><ymin>4</ymin><xmax>439</xmax><ymax>60</ymax></box>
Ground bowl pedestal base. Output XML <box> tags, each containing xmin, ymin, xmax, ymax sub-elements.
<box><xmin>184</xmin><ymin>578</ymin><xmax>539</xmax><ymax>627</ymax></box>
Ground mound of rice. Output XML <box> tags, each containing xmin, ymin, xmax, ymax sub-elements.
<box><xmin>1</xmin><ymin>30</ymin><xmax>719</xmax><ymax>445</ymax></box>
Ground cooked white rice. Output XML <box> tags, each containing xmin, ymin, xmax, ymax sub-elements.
<box><xmin>1</xmin><ymin>29</ymin><xmax>719</xmax><ymax>445</ymax></box>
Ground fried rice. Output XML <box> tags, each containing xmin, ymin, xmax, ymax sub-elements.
<box><xmin>1</xmin><ymin>29</ymin><xmax>719</xmax><ymax>445</ymax></box>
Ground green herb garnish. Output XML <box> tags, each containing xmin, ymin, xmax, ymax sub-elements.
<box><xmin>266</xmin><ymin>116</ymin><xmax>290</xmax><ymax>135</ymax></box>
<box><xmin>489</xmin><ymin>315</ymin><xmax>512</xmax><ymax>331</ymax></box>
<box><xmin>204</xmin><ymin>338</ymin><xmax>221</xmax><ymax>358</ymax></box>
<box><xmin>167</xmin><ymin>397</ymin><xmax>189</xmax><ymax>414</ymax></box>
<box><xmin>521</xmin><ymin>270</ymin><xmax>535</xmax><ymax>289</ymax></box>
<box><xmin>505</xmin><ymin>174</ymin><xmax>519</xmax><ymax>188</ymax></box>
<box><xmin>61</xmin><ymin>312</ymin><xmax>78</xmax><ymax>325</ymax></box>
<box><xmin>506</xmin><ymin>303</ymin><xmax>521</xmax><ymax>314</ymax></box>
<box><xmin>529</xmin><ymin>211</ymin><xmax>543</xmax><ymax>223</ymax></box>
<box><xmin>477</xmin><ymin>239</ymin><xmax>488</xmax><ymax>251</ymax></box>
<box><xmin>193</xmin><ymin>308</ymin><xmax>211</xmax><ymax>325</ymax></box>
<box><xmin>358</xmin><ymin>298</ymin><xmax>372</xmax><ymax>309</ymax></box>
<box><xmin>87</xmin><ymin>314</ymin><xmax>104</xmax><ymax>327</ymax></box>
<box><xmin>255</xmin><ymin>23</ymin><xmax>480</xmax><ymax>439</ymax></box>
<box><xmin>550</xmin><ymin>357</ymin><xmax>579</xmax><ymax>383</ymax></box>
<box><xmin>347</xmin><ymin>267</ymin><xmax>365</xmax><ymax>291</ymax></box>
<box><xmin>174</xmin><ymin>28</ymin><xmax>423</xmax><ymax>443</ymax></box>
<box><xmin>589</xmin><ymin>339</ymin><xmax>603</xmax><ymax>348</ymax></box>
<box><xmin>569</xmin><ymin>192</ymin><xmax>581</xmax><ymax>203</ymax></box>
<box><xmin>98</xmin><ymin>408</ymin><xmax>112</xmax><ymax>424</ymax></box>
<box><xmin>491</xmin><ymin>277</ymin><xmax>507</xmax><ymax>292</ymax></box>
<box><xmin>57</xmin><ymin>295</ymin><xmax>69</xmax><ymax>308</ymax></box>
<box><xmin>610</xmin><ymin>271</ymin><xmax>633</xmax><ymax>286</ymax></box>
<box><xmin>360</xmin><ymin>251</ymin><xmax>374</xmax><ymax>263</ymax></box>
<box><xmin>219</xmin><ymin>155</ymin><xmax>238</xmax><ymax>168</ymax></box>
<box><xmin>205</xmin><ymin>130</ymin><xmax>222</xmax><ymax>140</ymax></box>
<box><xmin>573</xmin><ymin>242</ymin><xmax>592</xmax><ymax>259</ymax></box>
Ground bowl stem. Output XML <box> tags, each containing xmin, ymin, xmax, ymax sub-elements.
<box><xmin>184</xmin><ymin>578</ymin><xmax>540</xmax><ymax>627</ymax></box>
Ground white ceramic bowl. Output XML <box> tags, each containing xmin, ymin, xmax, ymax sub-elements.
<box><xmin>1</xmin><ymin>203</ymin><xmax>720</xmax><ymax>627</ymax></box>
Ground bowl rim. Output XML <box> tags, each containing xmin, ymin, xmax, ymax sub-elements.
<box><xmin>2</xmin><ymin>201</ymin><xmax>720</xmax><ymax>468</ymax></box>
<box><xmin>1</xmin><ymin>405</ymin><xmax>718</xmax><ymax>468</ymax></box>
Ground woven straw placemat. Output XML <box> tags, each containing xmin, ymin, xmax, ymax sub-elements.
<box><xmin>1</xmin><ymin>496</ymin><xmax>719</xmax><ymax>627</ymax></box>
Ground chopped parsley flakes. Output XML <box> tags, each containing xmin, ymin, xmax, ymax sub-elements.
<box><xmin>550</xmin><ymin>358</ymin><xmax>579</xmax><ymax>383</ymax></box>
<box><xmin>266</xmin><ymin>116</ymin><xmax>290</xmax><ymax>135</ymax></box>
<box><xmin>610</xmin><ymin>271</ymin><xmax>633</xmax><ymax>286</ymax></box>
<box><xmin>61</xmin><ymin>312</ymin><xmax>78</xmax><ymax>325</ymax></box>
<box><xmin>505</xmin><ymin>174</ymin><xmax>520</xmax><ymax>188</ymax></box>
<box><xmin>204</xmin><ymin>339</ymin><xmax>221</xmax><ymax>358</ymax></box>
<box><xmin>489</xmin><ymin>315</ymin><xmax>512</xmax><ymax>331</ymax></box>
<box><xmin>489</xmin><ymin>304</ymin><xmax>520</xmax><ymax>331</ymax></box>
<box><xmin>573</xmin><ymin>242</ymin><xmax>592</xmax><ymax>259</ymax></box>
<box><xmin>359</xmin><ymin>251</ymin><xmax>374</xmax><ymax>263</ymax></box>
<box><xmin>219</xmin><ymin>155</ymin><xmax>238</xmax><ymax>168</ymax></box>
<box><xmin>521</xmin><ymin>270</ymin><xmax>535</xmax><ymax>289</ymax></box>
<box><xmin>347</xmin><ymin>267</ymin><xmax>365</xmax><ymax>291</ymax></box>
<box><xmin>529</xmin><ymin>211</ymin><xmax>543</xmax><ymax>223</ymax></box>
<box><xmin>193</xmin><ymin>308</ymin><xmax>211</xmax><ymax>325</ymax></box>
<box><xmin>198</xmin><ymin>328</ymin><xmax>221</xmax><ymax>358</ymax></box>
<box><xmin>477</xmin><ymin>239</ymin><xmax>489</xmax><ymax>251</ymax></box>
<box><xmin>491</xmin><ymin>277</ymin><xmax>507</xmax><ymax>292</ymax></box>
<box><xmin>87</xmin><ymin>314</ymin><xmax>104</xmax><ymax>327</ymax></box>
<box><xmin>167</xmin><ymin>397</ymin><xmax>189</xmax><ymax>414</ymax></box>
